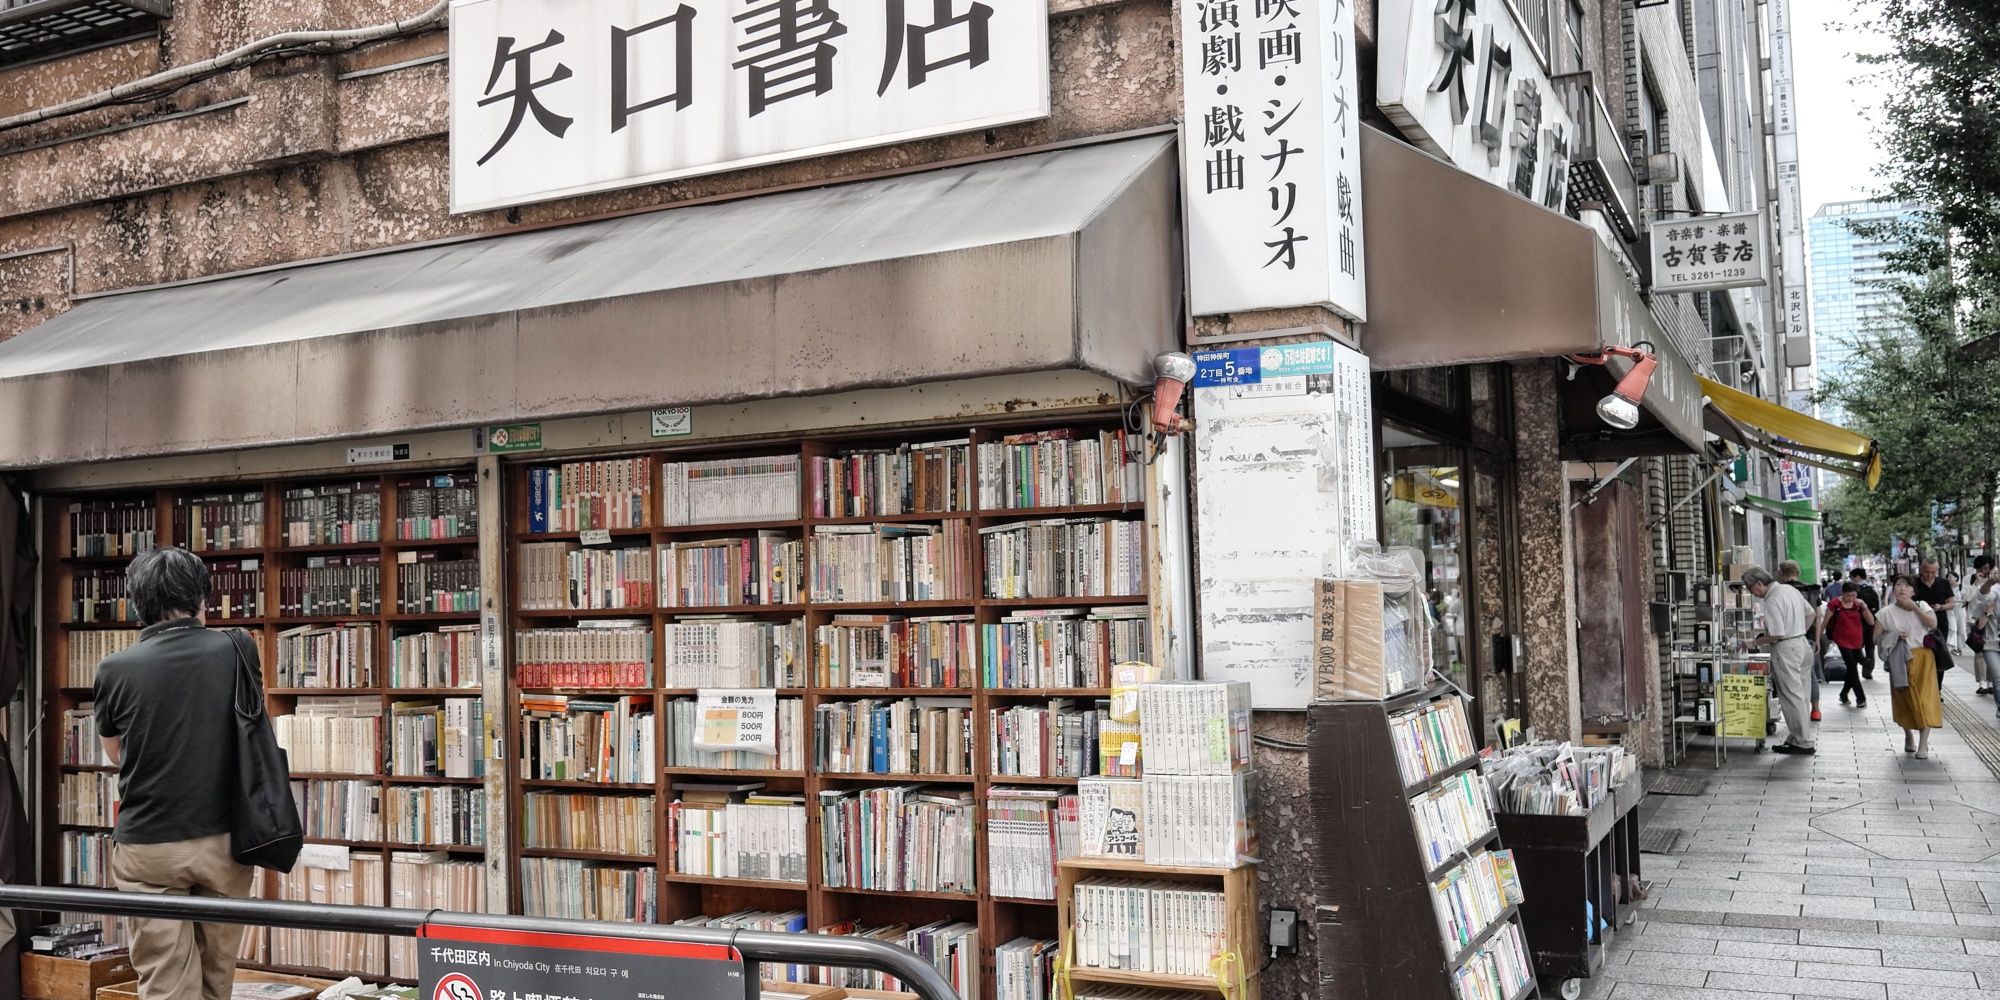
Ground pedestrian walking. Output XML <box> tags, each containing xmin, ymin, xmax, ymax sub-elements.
<box><xmin>1777</xmin><ymin>561</ymin><xmax>1825</xmax><ymax>721</ymax></box>
<box><xmin>1821</xmin><ymin>583</ymin><xmax>1875</xmax><ymax>708</ymax></box>
<box><xmin>1952</xmin><ymin>571</ymin><xmax>1975</xmax><ymax>654</ymax></box>
<box><xmin>92</xmin><ymin>548</ymin><xmax>255</xmax><ymax>1000</ymax></box>
<box><xmin>1848</xmin><ymin>568</ymin><xmax>1882</xmax><ymax>679</ymax></box>
<box><xmin>1971</xmin><ymin>556</ymin><xmax>1999</xmax><ymax>695</ymax></box>
<box><xmin>1743</xmin><ymin>566</ymin><xmax>1816</xmax><ymax>755</ymax></box>
<box><xmin>1878</xmin><ymin>577</ymin><xmax>1945</xmax><ymax>758</ymax></box>
<box><xmin>1912</xmin><ymin>558</ymin><xmax>1959</xmax><ymax>677</ymax></box>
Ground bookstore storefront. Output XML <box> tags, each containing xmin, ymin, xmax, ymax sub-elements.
<box><xmin>0</xmin><ymin>134</ymin><xmax>1191</xmax><ymax>997</ymax></box>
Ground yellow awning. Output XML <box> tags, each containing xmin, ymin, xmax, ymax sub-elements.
<box><xmin>1697</xmin><ymin>375</ymin><xmax>1883</xmax><ymax>489</ymax></box>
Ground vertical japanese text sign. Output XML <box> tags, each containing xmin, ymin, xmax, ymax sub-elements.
<box><xmin>1180</xmin><ymin>0</ymin><xmax>1368</xmax><ymax>320</ymax></box>
<box><xmin>449</xmin><ymin>0</ymin><xmax>1052</xmax><ymax>213</ymax></box>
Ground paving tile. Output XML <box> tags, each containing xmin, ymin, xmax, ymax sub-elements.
<box><xmin>1715</xmin><ymin>940</ymin><xmax>1882</xmax><ymax>965</ymax></box>
<box><xmin>1882</xmin><ymin>987</ymin><xmax>2000</xmax><ymax>1000</ymax></box>
<box><xmin>1622</xmin><ymin>951</ymin><xmax>1795</xmax><ymax>976</ymax></box>
<box><xmin>1624</xmin><ymin>935</ymin><xmax>1719</xmax><ymax>955</ymax></box>
<box><xmin>1799</xmin><ymin>929</ymin><xmax>1970</xmax><ymax>954</ymax></box>
<box><xmin>1644</xmin><ymin>922</ymin><xmax>1798</xmax><ymax>944</ymax></box>
<box><xmin>1797</xmin><ymin>959</ymin><xmax>1982</xmax><ymax>988</ymax></box>
<box><xmin>1724</xmin><ymin>912</ymin><xmax>1882</xmax><ymax>933</ymax></box>
<box><xmin>1606</xmin><ymin>985</ymin><xmax>1791</xmax><ymax>1000</ymax></box>
<box><xmin>1711</xmin><ymin>972</ymin><xmax>1888</xmax><ymax>999</ymax></box>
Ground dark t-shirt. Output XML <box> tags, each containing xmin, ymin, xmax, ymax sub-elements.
<box><xmin>93</xmin><ymin>618</ymin><xmax>239</xmax><ymax>844</ymax></box>
<box><xmin>1912</xmin><ymin>576</ymin><xmax>1955</xmax><ymax>610</ymax></box>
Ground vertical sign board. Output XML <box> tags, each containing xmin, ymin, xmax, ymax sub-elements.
<box><xmin>1779</xmin><ymin>459</ymin><xmax>1814</xmax><ymax>504</ymax></box>
<box><xmin>1179</xmin><ymin>0</ymin><xmax>1367</xmax><ymax>320</ymax></box>
<box><xmin>450</xmin><ymin>0</ymin><xmax>1051</xmax><ymax>213</ymax></box>
<box><xmin>1193</xmin><ymin>340</ymin><xmax>1376</xmax><ymax>710</ymax></box>
<box><xmin>1718</xmin><ymin>672</ymin><xmax>1768</xmax><ymax>740</ymax></box>
<box><xmin>1648</xmin><ymin>211</ymin><xmax>1768</xmax><ymax>294</ymax></box>
<box><xmin>1375</xmin><ymin>0</ymin><xmax>1578</xmax><ymax>211</ymax></box>
<box><xmin>419</xmin><ymin>923</ymin><xmax>747</xmax><ymax>1000</ymax></box>
<box><xmin>1768</xmin><ymin>0</ymin><xmax>1812</xmax><ymax>368</ymax></box>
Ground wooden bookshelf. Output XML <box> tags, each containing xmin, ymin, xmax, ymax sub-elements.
<box><xmin>1056</xmin><ymin>856</ymin><xmax>1262</xmax><ymax>999</ymax></box>
<box><xmin>43</xmin><ymin>471</ymin><xmax>486</xmax><ymax>984</ymax></box>
<box><xmin>503</xmin><ymin>415</ymin><xmax>1153</xmax><ymax>1000</ymax></box>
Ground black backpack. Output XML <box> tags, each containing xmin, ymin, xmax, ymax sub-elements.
<box><xmin>225</xmin><ymin>629</ymin><xmax>304</xmax><ymax>872</ymax></box>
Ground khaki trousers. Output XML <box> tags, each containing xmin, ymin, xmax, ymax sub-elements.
<box><xmin>111</xmin><ymin>833</ymin><xmax>255</xmax><ymax>1000</ymax></box>
<box><xmin>1769</xmin><ymin>637</ymin><xmax>1816</xmax><ymax>749</ymax></box>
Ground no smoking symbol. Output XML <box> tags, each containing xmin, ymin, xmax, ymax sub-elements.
<box><xmin>435</xmin><ymin>973</ymin><xmax>481</xmax><ymax>1000</ymax></box>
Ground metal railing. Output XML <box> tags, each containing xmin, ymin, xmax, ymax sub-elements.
<box><xmin>0</xmin><ymin>886</ymin><xmax>961</xmax><ymax>1000</ymax></box>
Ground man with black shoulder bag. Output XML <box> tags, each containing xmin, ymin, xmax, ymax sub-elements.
<box><xmin>93</xmin><ymin>547</ymin><xmax>301</xmax><ymax>1000</ymax></box>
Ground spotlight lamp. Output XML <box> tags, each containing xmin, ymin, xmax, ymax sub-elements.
<box><xmin>1151</xmin><ymin>352</ymin><xmax>1197</xmax><ymax>434</ymax></box>
<box><xmin>1567</xmin><ymin>343</ymin><xmax>1658</xmax><ymax>431</ymax></box>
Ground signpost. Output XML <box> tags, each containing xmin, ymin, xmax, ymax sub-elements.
<box><xmin>1647</xmin><ymin>211</ymin><xmax>1768</xmax><ymax>294</ymax></box>
<box><xmin>419</xmin><ymin>922</ymin><xmax>748</xmax><ymax>1000</ymax></box>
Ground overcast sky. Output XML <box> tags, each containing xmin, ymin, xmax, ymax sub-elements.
<box><xmin>1792</xmin><ymin>2</ymin><xmax>1890</xmax><ymax>214</ymax></box>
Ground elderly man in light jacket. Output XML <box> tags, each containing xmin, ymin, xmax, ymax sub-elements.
<box><xmin>1743</xmin><ymin>566</ymin><xmax>1816</xmax><ymax>755</ymax></box>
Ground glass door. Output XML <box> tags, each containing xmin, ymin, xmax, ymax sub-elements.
<box><xmin>1380</xmin><ymin>424</ymin><xmax>1472</xmax><ymax>702</ymax></box>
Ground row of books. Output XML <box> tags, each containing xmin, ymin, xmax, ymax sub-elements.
<box><xmin>1456</xmin><ymin>919</ymin><xmax>1533</xmax><ymax>1000</ymax></box>
<box><xmin>263</xmin><ymin>851</ymin><xmax>388</xmax><ymax>975</ymax></box>
<box><xmin>991</xmin><ymin>700</ymin><xmax>1102</xmax><ymax>778</ymax></box>
<box><xmin>390</xmin><ymin>697</ymin><xmax>487</xmax><ymax>778</ymax></box>
<box><xmin>60</xmin><ymin>705</ymin><xmax>106</xmax><ymax>765</ymax></box>
<box><xmin>663</xmin><ymin>455</ymin><xmax>799</xmax><ymax>526</ymax></box>
<box><xmin>814</xmin><ymin>698</ymin><xmax>972</xmax><ymax>776</ymax></box>
<box><xmin>668</xmin><ymin>697</ymin><xmax>807</xmax><ymax>770</ymax></box>
<box><xmin>174</xmin><ymin>490</ymin><xmax>265</xmax><ymax>551</ymax></box>
<box><xmin>58</xmin><ymin>772</ymin><xmax>117</xmax><ymax>827</ymax></box>
<box><xmin>806</xmin><ymin>920</ymin><xmax>979</xmax><ymax>997</ymax></box>
<box><xmin>660</xmin><ymin>534</ymin><xmax>803</xmax><ymax>607</ymax></box>
<box><xmin>519</xmin><ymin>857</ymin><xmax>657</xmax><ymax>922</ymax></box>
<box><xmin>277</xmin><ymin>624</ymin><xmax>377</xmax><ymax>688</ymax></box>
<box><xmin>60</xmin><ymin>830</ymin><xmax>111</xmax><ymax>887</ymax></box>
<box><xmin>397</xmin><ymin>473</ymin><xmax>478</xmax><ymax>540</ymax></box>
<box><xmin>809</xmin><ymin>523</ymin><xmax>973</xmax><ymax>603</ymax></box>
<box><xmin>67</xmin><ymin>499</ymin><xmax>156</xmax><ymax>557</ymax></box>
<box><xmin>819</xmin><ymin>785</ymin><xmax>975</xmax><ymax>894</ymax></box>
<box><xmin>985</xmin><ymin>787</ymin><xmax>1076</xmax><ymax>900</ymax></box>
<box><xmin>519</xmin><ymin>542</ymin><xmax>655</xmax><ymax>610</ymax></box>
<box><xmin>678</xmin><ymin>910</ymin><xmax>811</xmax><ymax>984</ymax></box>
<box><xmin>390</xmin><ymin>625</ymin><xmax>482</xmax><ymax>689</ymax></box>
<box><xmin>810</xmin><ymin>439</ymin><xmax>972</xmax><ymax>517</ymax></box>
<box><xmin>1139</xmin><ymin>681</ymin><xmax>1252</xmax><ymax>776</ymax></box>
<box><xmin>205</xmin><ymin>557</ymin><xmax>265</xmax><ymax>620</ymax></box>
<box><xmin>978</xmin><ymin>428</ymin><xmax>1142</xmax><ymax>511</ymax></box>
<box><xmin>71</xmin><ymin>569</ymin><xmax>137</xmax><ymax>623</ymax></box>
<box><xmin>1071</xmin><ymin>878</ymin><xmax>1228</xmax><ymax>975</ymax></box>
<box><xmin>1481</xmin><ymin>742</ymin><xmax>1628</xmax><ymax>816</ymax></box>
<box><xmin>993</xmin><ymin>937</ymin><xmax>1060</xmax><ymax>1000</ymax></box>
<box><xmin>980</xmin><ymin>608</ymin><xmax>1147</xmax><ymax>689</ymax></box>
<box><xmin>1390</xmin><ymin>697</ymin><xmax>1476</xmax><ymax>788</ymax></box>
<box><xmin>64</xmin><ymin>629</ymin><xmax>136</xmax><ymax>686</ymax></box>
<box><xmin>387</xmin><ymin>854</ymin><xmax>486</xmax><ymax>977</ymax></box>
<box><xmin>399</xmin><ymin>554</ymin><xmax>480</xmax><ymax>613</ymax></box>
<box><xmin>816</xmin><ymin>615</ymin><xmax>974</xmax><ymax>688</ymax></box>
<box><xmin>668</xmin><ymin>784</ymin><xmax>808</xmax><ymax>882</ymax></box>
<box><xmin>518</xmin><ymin>694</ymin><xmax>654</xmax><ymax>783</ymax></box>
<box><xmin>980</xmin><ymin>518</ymin><xmax>1143</xmax><ymax>599</ymax></box>
<box><xmin>1430</xmin><ymin>850</ymin><xmax>1523</xmax><ymax>954</ymax></box>
<box><xmin>1414</xmin><ymin>769</ymin><xmax>1496</xmax><ymax>872</ymax></box>
<box><xmin>664</xmin><ymin>618</ymin><xmax>805</xmax><ymax>687</ymax></box>
<box><xmin>279</xmin><ymin>556</ymin><xmax>380</xmax><ymax>617</ymax></box>
<box><xmin>274</xmin><ymin>696</ymin><xmax>382</xmax><ymax>774</ymax></box>
<box><xmin>296</xmin><ymin>779</ymin><xmax>381</xmax><ymax>841</ymax></box>
<box><xmin>386</xmin><ymin>784</ymin><xmax>485</xmax><ymax>847</ymax></box>
<box><xmin>520</xmin><ymin>791</ymin><xmax>655</xmax><ymax>854</ymax></box>
<box><xmin>527</xmin><ymin>458</ymin><xmax>652</xmax><ymax>532</ymax></box>
<box><xmin>1140</xmin><ymin>773</ymin><xmax>1256</xmax><ymax>868</ymax></box>
<box><xmin>31</xmin><ymin>918</ymin><xmax>124</xmax><ymax>959</ymax></box>
<box><xmin>283</xmin><ymin>481</ymin><xmax>383</xmax><ymax>546</ymax></box>
<box><xmin>516</xmin><ymin>623</ymin><xmax>653</xmax><ymax>688</ymax></box>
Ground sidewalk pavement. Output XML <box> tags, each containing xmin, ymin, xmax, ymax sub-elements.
<box><xmin>1579</xmin><ymin>653</ymin><xmax>2000</xmax><ymax>1000</ymax></box>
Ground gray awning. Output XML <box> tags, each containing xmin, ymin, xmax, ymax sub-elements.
<box><xmin>0</xmin><ymin>135</ymin><xmax>1180</xmax><ymax>469</ymax></box>
<box><xmin>1356</xmin><ymin>126</ymin><xmax>1703</xmax><ymax>455</ymax></box>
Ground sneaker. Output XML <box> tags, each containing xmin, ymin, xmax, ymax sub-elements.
<box><xmin>1811</xmin><ymin>707</ymin><xmax>1823</xmax><ymax>721</ymax></box>
<box><xmin>1917</xmin><ymin>749</ymin><xmax>1932</xmax><ymax>760</ymax></box>
<box><xmin>1857</xmin><ymin>698</ymin><xmax>1868</xmax><ymax>708</ymax></box>
<box><xmin>1773</xmin><ymin>743</ymin><xmax>1816</xmax><ymax>755</ymax></box>
<box><xmin>1840</xmin><ymin>695</ymin><xmax>1850</xmax><ymax>706</ymax></box>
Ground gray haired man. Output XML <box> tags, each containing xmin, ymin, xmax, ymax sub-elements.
<box><xmin>1743</xmin><ymin>566</ymin><xmax>1817</xmax><ymax>754</ymax></box>
<box><xmin>93</xmin><ymin>548</ymin><xmax>255</xmax><ymax>1000</ymax></box>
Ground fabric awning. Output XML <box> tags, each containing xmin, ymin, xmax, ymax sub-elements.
<box><xmin>0</xmin><ymin>135</ymin><xmax>1180</xmax><ymax>469</ymax></box>
<box><xmin>1698</xmin><ymin>375</ymin><xmax>1882</xmax><ymax>489</ymax></box>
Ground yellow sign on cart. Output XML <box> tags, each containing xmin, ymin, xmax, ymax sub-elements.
<box><xmin>1719</xmin><ymin>673</ymin><xmax>1768</xmax><ymax>739</ymax></box>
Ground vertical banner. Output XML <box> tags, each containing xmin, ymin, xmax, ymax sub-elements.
<box><xmin>1180</xmin><ymin>0</ymin><xmax>1366</xmax><ymax>320</ymax></box>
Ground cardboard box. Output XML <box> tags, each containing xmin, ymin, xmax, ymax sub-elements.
<box><xmin>99</xmin><ymin>969</ymin><xmax>335</xmax><ymax>1000</ymax></box>
<box><xmin>23</xmin><ymin>953</ymin><xmax>135</xmax><ymax>1000</ymax></box>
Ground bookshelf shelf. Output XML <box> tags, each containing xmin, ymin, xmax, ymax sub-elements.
<box><xmin>1424</xmin><ymin>828</ymin><xmax>1501</xmax><ymax>883</ymax></box>
<box><xmin>290</xmin><ymin>770</ymin><xmax>383</xmax><ymax>780</ymax></box>
<box><xmin>1057</xmin><ymin>858</ymin><xmax>1261</xmax><ymax>1000</ymax></box>
<box><xmin>818</xmin><ymin>886</ymin><xmax>977</xmax><ymax>902</ymax></box>
<box><xmin>517</xmin><ymin>686</ymin><xmax>656</xmax><ymax>696</ymax></box>
<box><xmin>1447</xmin><ymin>904</ymin><xmax>1523</xmax><ymax>971</ymax></box>
<box><xmin>386</xmin><ymin>535</ymin><xmax>478</xmax><ymax>549</ymax></box>
<box><xmin>987</xmin><ymin>774</ymin><xmax>1083</xmax><ymax>786</ymax></box>
<box><xmin>385</xmin><ymin>688</ymin><xmax>486</xmax><ymax>696</ymax></box>
<box><xmin>516</xmin><ymin>607</ymin><xmax>655</xmax><ymax>620</ymax></box>
<box><xmin>519</xmin><ymin>779</ymin><xmax>656</xmax><ymax>791</ymax></box>
<box><xmin>274</xmin><ymin>616</ymin><xmax>379</xmax><ymax>627</ymax></box>
<box><xmin>519</xmin><ymin>847</ymin><xmax>656</xmax><ymax>862</ymax></box>
<box><xmin>660</xmin><ymin>873</ymin><xmax>809</xmax><ymax>891</ymax></box>
<box><xmin>656</xmin><ymin>518</ymin><xmax>807</xmax><ymax>535</ymax></box>
<box><xmin>982</xmin><ymin>594</ymin><xmax>1145</xmax><ymax>608</ymax></box>
<box><xmin>59</xmin><ymin>554</ymin><xmax>140</xmax><ymax>566</ymax></box>
<box><xmin>511</xmin><ymin>528</ymin><xmax>654</xmax><ymax>542</ymax></box>
<box><xmin>385</xmin><ymin>611</ymin><xmax>482</xmax><ymax>623</ymax></box>
<box><xmin>278</xmin><ymin>541</ymin><xmax>383</xmax><ymax>555</ymax></box>
<box><xmin>989</xmin><ymin>896</ymin><xmax>1058</xmax><ymax>908</ymax></box>
<box><xmin>659</xmin><ymin>767</ymin><xmax>805</xmax><ymax>779</ymax></box>
<box><xmin>1063</xmin><ymin>968</ymin><xmax>1233</xmax><ymax>993</ymax></box>
<box><xmin>57</xmin><ymin>621</ymin><xmax>140</xmax><ymax>630</ymax></box>
<box><xmin>384</xmin><ymin>775</ymin><xmax>484</xmax><ymax>786</ymax></box>
<box><xmin>814</xmin><ymin>772</ymin><xmax>976</xmax><ymax>785</ymax></box>
<box><xmin>976</xmin><ymin>502</ymin><xmax>1145</xmax><ymax>520</ymax></box>
<box><xmin>806</xmin><ymin>599</ymin><xmax>976</xmax><ymax>611</ymax></box>
<box><xmin>813</xmin><ymin>687</ymin><xmax>974</xmax><ymax>698</ymax></box>
<box><xmin>659</xmin><ymin>603</ymin><xmax>808</xmax><ymax>615</ymax></box>
<box><xmin>984</xmin><ymin>687</ymin><xmax>1113</xmax><ymax>698</ymax></box>
<box><xmin>58</xmin><ymin>763</ymin><xmax>116</xmax><ymax>772</ymax></box>
<box><xmin>809</xmin><ymin>511</ymin><xmax>972</xmax><ymax>526</ymax></box>
<box><xmin>1403</xmin><ymin>752</ymin><xmax>1481</xmax><ymax>798</ymax></box>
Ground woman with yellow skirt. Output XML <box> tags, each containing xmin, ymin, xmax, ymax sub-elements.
<box><xmin>1878</xmin><ymin>578</ymin><xmax>1943</xmax><ymax>758</ymax></box>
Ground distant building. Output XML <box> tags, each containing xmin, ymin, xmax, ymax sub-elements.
<box><xmin>1808</xmin><ymin>199</ymin><xmax>1927</xmax><ymax>424</ymax></box>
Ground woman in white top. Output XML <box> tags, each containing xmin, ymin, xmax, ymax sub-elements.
<box><xmin>1878</xmin><ymin>578</ymin><xmax>1944</xmax><ymax>758</ymax></box>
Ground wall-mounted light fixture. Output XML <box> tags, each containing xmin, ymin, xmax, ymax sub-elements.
<box><xmin>1151</xmin><ymin>352</ymin><xmax>1196</xmax><ymax>434</ymax></box>
<box><xmin>1567</xmin><ymin>343</ymin><xmax>1659</xmax><ymax>431</ymax></box>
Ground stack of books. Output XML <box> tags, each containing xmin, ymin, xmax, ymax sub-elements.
<box><xmin>662</xmin><ymin>618</ymin><xmax>805</xmax><ymax>687</ymax></box>
<box><xmin>204</xmin><ymin>557</ymin><xmax>265</xmax><ymax>620</ymax></box>
<box><xmin>517</xmin><ymin>694</ymin><xmax>654</xmax><ymax>783</ymax></box>
<box><xmin>395</xmin><ymin>473</ymin><xmax>477</xmax><ymax>540</ymax></box>
<box><xmin>815</xmin><ymin>615</ymin><xmax>975</xmax><ymax>688</ymax></box>
<box><xmin>662</xmin><ymin>455</ymin><xmax>798</xmax><ymax>526</ymax></box>
<box><xmin>819</xmin><ymin>785</ymin><xmax>975</xmax><ymax>894</ymax></box>
<box><xmin>389</xmin><ymin>697</ymin><xmax>486</xmax><ymax>778</ymax></box>
<box><xmin>1453</xmin><ymin>919</ymin><xmax>1534</xmax><ymax>1000</ymax></box>
<box><xmin>59</xmin><ymin>831</ymin><xmax>112</xmax><ymax>887</ymax></box>
<box><xmin>811</xmin><ymin>439</ymin><xmax>972</xmax><ymax>517</ymax></box>
<box><xmin>978</xmin><ymin>428</ymin><xmax>1140</xmax><ymax>509</ymax></box>
<box><xmin>981</xmin><ymin>607</ymin><xmax>1148</xmax><ymax>689</ymax></box>
<box><xmin>668</xmin><ymin>782</ymin><xmax>808</xmax><ymax>883</ymax></box>
<box><xmin>516</xmin><ymin>543</ymin><xmax>653</xmax><ymax>610</ymax></box>
<box><xmin>515</xmin><ymin>622</ymin><xmax>654</xmax><ymax>688</ymax></box>
<box><xmin>1389</xmin><ymin>698</ymin><xmax>1476</xmax><ymax>787</ymax></box>
<box><xmin>985</xmin><ymin>787</ymin><xmax>1075</xmax><ymax>900</ymax></box>
<box><xmin>990</xmin><ymin>699</ymin><xmax>1103</xmax><ymax>777</ymax></box>
<box><xmin>60</xmin><ymin>705</ymin><xmax>107</xmax><ymax>765</ymax></box>
<box><xmin>268</xmin><ymin>851</ymin><xmax>388</xmax><ymax>975</ymax></box>
<box><xmin>667</xmin><ymin>697</ymin><xmax>805</xmax><ymax>770</ymax></box>
<box><xmin>389</xmin><ymin>625</ymin><xmax>481</xmax><ymax>688</ymax></box>
<box><xmin>295</xmin><ymin>779</ymin><xmax>381</xmax><ymax>841</ymax></box>
<box><xmin>70</xmin><ymin>569</ymin><xmax>135</xmax><ymax>623</ymax></box>
<box><xmin>527</xmin><ymin>458</ymin><xmax>652</xmax><ymax>532</ymax></box>
<box><xmin>68</xmin><ymin>499</ymin><xmax>156</xmax><ymax>557</ymax></box>
<box><xmin>65</xmin><ymin>630</ymin><xmax>137</xmax><ymax>686</ymax></box>
<box><xmin>58</xmin><ymin>771</ymin><xmax>118</xmax><ymax>827</ymax></box>
<box><xmin>174</xmin><ymin>490</ymin><xmax>265</xmax><ymax>551</ymax></box>
<box><xmin>28</xmin><ymin>919</ymin><xmax>124</xmax><ymax>959</ymax></box>
<box><xmin>282</xmin><ymin>481</ymin><xmax>382</xmax><ymax>545</ymax></box>
<box><xmin>994</xmin><ymin>937</ymin><xmax>1060</xmax><ymax>1000</ymax></box>
<box><xmin>519</xmin><ymin>858</ymin><xmax>656</xmax><ymax>923</ymax></box>
<box><xmin>274</xmin><ymin>697</ymin><xmax>383</xmax><ymax>773</ymax></box>
<box><xmin>277</xmin><ymin>624</ymin><xmax>378</xmax><ymax>688</ymax></box>
<box><xmin>387</xmin><ymin>852</ymin><xmax>485</xmax><ymax>976</ymax></box>
<box><xmin>396</xmin><ymin>553</ymin><xmax>480</xmax><ymax>613</ymax></box>
<box><xmin>809</xmin><ymin>524</ymin><xmax>973</xmax><ymax>602</ymax></box>
<box><xmin>659</xmin><ymin>535</ymin><xmax>803</xmax><ymax>606</ymax></box>
<box><xmin>280</xmin><ymin>557</ymin><xmax>380</xmax><ymax>616</ymax></box>
<box><xmin>814</xmin><ymin>697</ymin><xmax>972</xmax><ymax>776</ymax></box>
<box><xmin>1071</xmin><ymin>879</ymin><xmax>1227</xmax><ymax>975</ymax></box>
<box><xmin>1412</xmin><ymin>770</ymin><xmax>1495</xmax><ymax>871</ymax></box>
<box><xmin>1428</xmin><ymin>850</ymin><xmax>1520</xmax><ymax>953</ymax></box>
<box><xmin>386</xmin><ymin>786</ymin><xmax>484</xmax><ymax>847</ymax></box>
<box><xmin>979</xmin><ymin>518</ymin><xmax>1143</xmax><ymax>599</ymax></box>
<box><xmin>521</xmin><ymin>792</ymin><xmax>654</xmax><ymax>854</ymax></box>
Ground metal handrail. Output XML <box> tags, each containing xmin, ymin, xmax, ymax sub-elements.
<box><xmin>0</xmin><ymin>886</ymin><xmax>962</xmax><ymax>1000</ymax></box>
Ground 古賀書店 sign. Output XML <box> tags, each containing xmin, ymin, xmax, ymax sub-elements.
<box><xmin>448</xmin><ymin>0</ymin><xmax>1052</xmax><ymax>213</ymax></box>
<box><xmin>1648</xmin><ymin>211</ymin><xmax>1768</xmax><ymax>294</ymax></box>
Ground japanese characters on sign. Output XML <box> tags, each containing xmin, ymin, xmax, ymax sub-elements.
<box><xmin>1179</xmin><ymin>0</ymin><xmax>1368</xmax><ymax>320</ymax></box>
<box><xmin>1647</xmin><ymin>210</ymin><xmax>1767</xmax><ymax>293</ymax></box>
<box><xmin>419</xmin><ymin>923</ymin><xmax>744</xmax><ymax>1000</ymax></box>
<box><xmin>1376</xmin><ymin>0</ymin><xmax>1577</xmax><ymax>211</ymax></box>
<box><xmin>691</xmin><ymin>688</ymin><xmax>777</xmax><ymax>753</ymax></box>
<box><xmin>449</xmin><ymin>0</ymin><xmax>1051</xmax><ymax>213</ymax></box>
<box><xmin>1779</xmin><ymin>459</ymin><xmax>1815</xmax><ymax>504</ymax></box>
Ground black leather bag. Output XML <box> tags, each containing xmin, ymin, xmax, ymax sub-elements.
<box><xmin>225</xmin><ymin>629</ymin><xmax>303</xmax><ymax>872</ymax></box>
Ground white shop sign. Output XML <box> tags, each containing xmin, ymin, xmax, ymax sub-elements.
<box><xmin>1648</xmin><ymin>210</ymin><xmax>1767</xmax><ymax>293</ymax></box>
<box><xmin>1179</xmin><ymin>0</ymin><xmax>1368</xmax><ymax>320</ymax></box>
<box><xmin>1376</xmin><ymin>0</ymin><xmax>1577</xmax><ymax>211</ymax></box>
<box><xmin>449</xmin><ymin>0</ymin><xmax>1051</xmax><ymax>213</ymax></box>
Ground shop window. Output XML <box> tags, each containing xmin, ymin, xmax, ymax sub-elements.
<box><xmin>1380</xmin><ymin>425</ymin><xmax>1472</xmax><ymax>709</ymax></box>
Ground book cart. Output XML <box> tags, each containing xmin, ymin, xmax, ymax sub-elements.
<box><xmin>1313</xmin><ymin>684</ymin><xmax>1538</xmax><ymax>1000</ymax></box>
<box><xmin>47</xmin><ymin>473</ymin><xmax>486</xmax><ymax>981</ymax></box>
<box><xmin>1669</xmin><ymin>603</ymin><xmax>1775</xmax><ymax>766</ymax></box>
<box><xmin>1492</xmin><ymin>779</ymin><xmax>1642</xmax><ymax>1000</ymax></box>
<box><xmin>1054</xmin><ymin>856</ymin><xmax>1260</xmax><ymax>1000</ymax></box>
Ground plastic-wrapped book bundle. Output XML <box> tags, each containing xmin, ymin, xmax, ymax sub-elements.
<box><xmin>1313</xmin><ymin>543</ymin><xmax>1434</xmax><ymax>702</ymax></box>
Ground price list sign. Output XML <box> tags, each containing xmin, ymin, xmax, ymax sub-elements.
<box><xmin>420</xmin><ymin>923</ymin><xmax>747</xmax><ymax>1000</ymax></box>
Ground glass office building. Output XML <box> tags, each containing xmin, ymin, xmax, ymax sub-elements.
<box><xmin>1808</xmin><ymin>199</ymin><xmax>1927</xmax><ymax>425</ymax></box>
